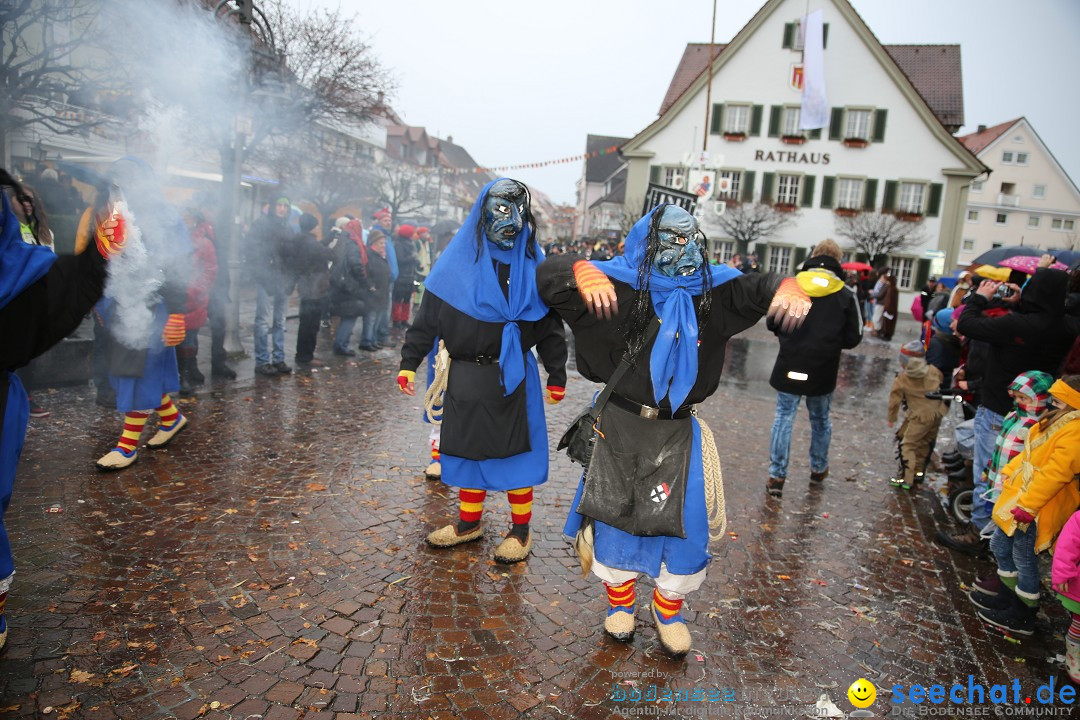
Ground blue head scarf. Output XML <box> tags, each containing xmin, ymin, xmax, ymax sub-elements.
<box><xmin>0</xmin><ymin>189</ymin><xmax>56</xmax><ymax>311</ymax></box>
<box><xmin>423</xmin><ymin>178</ymin><xmax>549</xmax><ymax>395</ymax></box>
<box><xmin>591</xmin><ymin>205</ymin><xmax>742</xmax><ymax>410</ymax></box>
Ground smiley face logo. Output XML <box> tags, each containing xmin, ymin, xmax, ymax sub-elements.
<box><xmin>848</xmin><ymin>678</ymin><xmax>876</xmax><ymax>708</ymax></box>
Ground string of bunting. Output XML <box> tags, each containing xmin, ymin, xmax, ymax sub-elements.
<box><xmin>444</xmin><ymin>145</ymin><xmax>621</xmax><ymax>175</ymax></box>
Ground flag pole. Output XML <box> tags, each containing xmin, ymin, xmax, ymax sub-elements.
<box><xmin>703</xmin><ymin>0</ymin><xmax>718</xmax><ymax>152</ymax></box>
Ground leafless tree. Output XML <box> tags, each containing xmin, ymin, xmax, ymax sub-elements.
<box><xmin>376</xmin><ymin>161</ymin><xmax>439</xmax><ymax>225</ymax></box>
<box><xmin>710</xmin><ymin>202</ymin><xmax>799</xmax><ymax>257</ymax></box>
<box><xmin>834</xmin><ymin>211</ymin><xmax>925</xmax><ymax>265</ymax></box>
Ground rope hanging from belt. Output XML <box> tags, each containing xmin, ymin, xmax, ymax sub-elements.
<box><xmin>697</xmin><ymin>416</ymin><xmax>727</xmax><ymax>542</ymax></box>
<box><xmin>424</xmin><ymin>340</ymin><xmax>450</xmax><ymax>425</ymax></box>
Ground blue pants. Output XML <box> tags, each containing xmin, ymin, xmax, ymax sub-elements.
<box><xmin>768</xmin><ymin>391</ymin><xmax>832</xmax><ymax>479</ymax></box>
<box><xmin>972</xmin><ymin>406</ymin><xmax>1005</xmax><ymax>532</ymax></box>
<box><xmin>254</xmin><ymin>286</ymin><xmax>287</xmax><ymax>366</ymax></box>
<box><xmin>334</xmin><ymin>316</ymin><xmax>357</xmax><ymax>352</ymax></box>
<box><xmin>1</xmin><ymin>374</ymin><xmax>30</xmax><ymax>590</ymax></box>
<box><xmin>361</xmin><ymin>307</ymin><xmax>380</xmax><ymax>347</ymax></box>
<box><xmin>990</xmin><ymin>524</ymin><xmax>1039</xmax><ymax>601</ymax></box>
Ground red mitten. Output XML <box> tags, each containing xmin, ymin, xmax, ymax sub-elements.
<box><xmin>767</xmin><ymin>277</ymin><xmax>812</xmax><ymax>333</ymax></box>
<box><xmin>397</xmin><ymin>370</ymin><xmax>416</xmax><ymax>395</ymax></box>
<box><xmin>545</xmin><ymin>385</ymin><xmax>565</xmax><ymax>404</ymax></box>
<box><xmin>95</xmin><ymin>212</ymin><xmax>126</xmax><ymax>258</ymax></box>
<box><xmin>1010</xmin><ymin>506</ymin><xmax>1036</xmax><ymax>525</ymax></box>
<box><xmin>162</xmin><ymin>314</ymin><xmax>185</xmax><ymax>346</ymax></box>
<box><xmin>573</xmin><ymin>260</ymin><xmax>617</xmax><ymax>319</ymax></box>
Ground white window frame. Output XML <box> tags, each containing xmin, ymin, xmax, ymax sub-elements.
<box><xmin>724</xmin><ymin>104</ymin><xmax>751</xmax><ymax>134</ymax></box>
<box><xmin>898</xmin><ymin>181</ymin><xmax>927</xmax><ymax>214</ymax></box>
<box><xmin>714</xmin><ymin>240</ymin><xmax>736</xmax><ymax>263</ymax></box>
<box><xmin>776</xmin><ymin>173</ymin><xmax>801</xmax><ymax>205</ymax></box>
<box><xmin>717</xmin><ymin>169</ymin><xmax>742</xmax><ymax>201</ymax></box>
<box><xmin>889</xmin><ymin>257</ymin><xmax>916</xmax><ymax>290</ymax></box>
<box><xmin>1051</xmin><ymin>218</ymin><xmax>1076</xmax><ymax>232</ymax></box>
<box><xmin>971</xmin><ymin>179</ymin><xmax>984</xmax><ymax>193</ymax></box>
<box><xmin>1015</xmin><ymin>152</ymin><xmax>1029</xmax><ymax>166</ymax></box>
<box><xmin>1002</xmin><ymin>151</ymin><xmax>1015</xmax><ymax>164</ymax></box>
<box><xmin>995</xmin><ymin>213</ymin><xmax>1008</xmax><ymax>226</ymax></box>
<box><xmin>966</xmin><ymin>210</ymin><xmax>979</xmax><ymax>223</ymax></box>
<box><xmin>1033</xmin><ymin>184</ymin><xmax>1046</xmax><ymax>199</ymax></box>
<box><xmin>1028</xmin><ymin>215</ymin><xmax>1041</xmax><ymax>229</ymax></box>
<box><xmin>844</xmin><ymin>108</ymin><xmax>873</xmax><ymax>141</ymax></box>
<box><xmin>962</xmin><ymin>238</ymin><xmax>976</xmax><ymax>252</ymax></box>
<box><xmin>836</xmin><ymin>177</ymin><xmax>864</xmax><ymax>210</ymax></box>
<box><xmin>782</xmin><ymin>106</ymin><xmax>801</xmax><ymax>136</ymax></box>
<box><xmin>768</xmin><ymin>245</ymin><xmax>793</xmax><ymax>274</ymax></box>
<box><xmin>663</xmin><ymin>166</ymin><xmax>685</xmax><ymax>190</ymax></box>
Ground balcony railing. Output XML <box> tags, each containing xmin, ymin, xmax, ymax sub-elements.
<box><xmin>997</xmin><ymin>193</ymin><xmax>1021</xmax><ymax>207</ymax></box>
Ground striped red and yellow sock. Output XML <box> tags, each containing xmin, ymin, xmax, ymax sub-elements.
<box><xmin>605</xmin><ymin>578</ymin><xmax>636</xmax><ymax>615</ymax></box>
<box><xmin>116</xmin><ymin>412</ymin><xmax>149</xmax><ymax>454</ymax></box>
<box><xmin>156</xmin><ymin>395</ymin><xmax>180</xmax><ymax>428</ymax></box>
<box><xmin>1069</xmin><ymin>614</ymin><xmax>1080</xmax><ymax>642</ymax></box>
<box><xmin>459</xmin><ymin>488</ymin><xmax>486</xmax><ymax>524</ymax></box>
<box><xmin>508</xmin><ymin>487</ymin><xmax>533</xmax><ymax>526</ymax></box>
<box><xmin>431</xmin><ymin>443</ymin><xmax>440</xmax><ymax>462</ymax></box>
<box><xmin>652</xmin><ymin>588</ymin><xmax>684</xmax><ymax>623</ymax></box>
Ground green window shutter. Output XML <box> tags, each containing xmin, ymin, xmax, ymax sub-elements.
<box><xmin>768</xmin><ymin>105</ymin><xmax>782</xmax><ymax>138</ymax></box>
<box><xmin>801</xmin><ymin>175</ymin><xmax>816</xmax><ymax>208</ymax></box>
<box><xmin>828</xmin><ymin>107</ymin><xmax>844</xmax><ymax>140</ymax></box>
<box><xmin>823</xmin><ymin>23</ymin><xmax>829</xmax><ymax>49</ymax></box>
<box><xmin>741</xmin><ymin>171</ymin><xmax>756</xmax><ymax>202</ymax></box>
<box><xmin>650</xmin><ymin>165</ymin><xmax>661</xmax><ymax>184</ymax></box>
<box><xmin>754</xmin><ymin>242</ymin><xmax>768</xmax><ymax>259</ymax></box>
<box><xmin>820</xmin><ymin>176</ymin><xmax>835</xmax><ymax>209</ymax></box>
<box><xmin>855</xmin><ymin>252</ymin><xmax>868</xmax><ymax>263</ymax></box>
<box><xmin>863</xmin><ymin>179</ymin><xmax>878</xmax><ymax>211</ymax></box>
<box><xmin>782</xmin><ymin>22</ymin><xmax>794</xmax><ymax>49</ymax></box>
<box><xmin>809</xmin><ymin>128</ymin><xmax>822</xmax><ymax>140</ymax></box>
<box><xmin>914</xmin><ymin>259</ymin><xmax>932</xmax><ymax>290</ymax></box>
<box><xmin>710</xmin><ymin>103</ymin><xmax>724</xmax><ymax>134</ymax></box>
<box><xmin>762</xmin><ymin>172</ymin><xmax>776</xmax><ymax>204</ymax></box>
<box><xmin>750</xmin><ymin>105</ymin><xmax>764</xmax><ymax>136</ymax></box>
<box><xmin>882</xmin><ymin>181</ymin><xmax>898</xmax><ymax>212</ymax></box>
<box><xmin>926</xmin><ymin>182</ymin><xmax>943</xmax><ymax>217</ymax></box>
<box><xmin>793</xmin><ymin>246</ymin><xmax>808</xmax><ymax>270</ymax></box>
<box><xmin>872</xmin><ymin>109</ymin><xmax>888</xmax><ymax>143</ymax></box>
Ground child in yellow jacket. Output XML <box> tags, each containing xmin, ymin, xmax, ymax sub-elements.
<box><xmin>970</xmin><ymin>375</ymin><xmax>1080</xmax><ymax>637</ymax></box>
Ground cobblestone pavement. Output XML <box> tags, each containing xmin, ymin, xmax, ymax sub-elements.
<box><xmin>1</xmin><ymin>318</ymin><xmax>1076</xmax><ymax>719</ymax></box>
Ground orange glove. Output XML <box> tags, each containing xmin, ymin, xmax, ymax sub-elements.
<box><xmin>767</xmin><ymin>277</ymin><xmax>812</xmax><ymax>333</ymax></box>
<box><xmin>95</xmin><ymin>212</ymin><xmax>126</xmax><ymax>258</ymax></box>
<box><xmin>545</xmin><ymin>385</ymin><xmax>565</xmax><ymax>404</ymax></box>
<box><xmin>573</xmin><ymin>260</ymin><xmax>617</xmax><ymax>320</ymax></box>
<box><xmin>162</xmin><ymin>314</ymin><xmax>185</xmax><ymax>346</ymax></box>
<box><xmin>397</xmin><ymin>369</ymin><xmax>416</xmax><ymax>396</ymax></box>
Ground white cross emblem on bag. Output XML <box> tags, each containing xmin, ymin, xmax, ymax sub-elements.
<box><xmin>650</xmin><ymin>482</ymin><xmax>670</xmax><ymax>504</ymax></box>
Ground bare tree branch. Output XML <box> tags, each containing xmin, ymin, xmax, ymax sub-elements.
<box><xmin>834</xmin><ymin>212</ymin><xmax>925</xmax><ymax>265</ymax></box>
<box><xmin>711</xmin><ymin>202</ymin><xmax>799</xmax><ymax>256</ymax></box>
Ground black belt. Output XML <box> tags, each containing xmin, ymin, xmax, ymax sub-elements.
<box><xmin>451</xmin><ymin>355</ymin><xmax>499</xmax><ymax>365</ymax></box>
<box><xmin>608</xmin><ymin>392</ymin><xmax>694</xmax><ymax>420</ymax></box>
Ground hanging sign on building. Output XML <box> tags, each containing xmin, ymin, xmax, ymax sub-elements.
<box><xmin>789</xmin><ymin>63</ymin><xmax>804</xmax><ymax>92</ymax></box>
<box><xmin>642</xmin><ymin>183</ymin><xmax>698</xmax><ymax>217</ymax></box>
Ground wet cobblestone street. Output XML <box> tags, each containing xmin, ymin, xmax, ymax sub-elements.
<box><xmin>1</xmin><ymin>320</ymin><xmax>1075</xmax><ymax>719</ymax></box>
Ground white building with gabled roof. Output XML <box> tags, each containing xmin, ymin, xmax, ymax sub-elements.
<box><xmin>618</xmin><ymin>0</ymin><xmax>987</xmax><ymax>292</ymax></box>
<box><xmin>958</xmin><ymin>118</ymin><xmax>1080</xmax><ymax>261</ymax></box>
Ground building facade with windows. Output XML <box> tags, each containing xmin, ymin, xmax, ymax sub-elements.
<box><xmin>958</xmin><ymin>118</ymin><xmax>1080</xmax><ymax>261</ymax></box>
<box><xmin>618</xmin><ymin>0</ymin><xmax>986</xmax><ymax>293</ymax></box>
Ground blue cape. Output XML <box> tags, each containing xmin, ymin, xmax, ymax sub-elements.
<box><xmin>592</xmin><ymin>205</ymin><xmax>742</xmax><ymax>410</ymax></box>
<box><xmin>423</xmin><ymin>178</ymin><xmax>549</xmax><ymax>394</ymax></box>
<box><xmin>0</xmin><ymin>191</ymin><xmax>56</xmax><ymax>311</ymax></box>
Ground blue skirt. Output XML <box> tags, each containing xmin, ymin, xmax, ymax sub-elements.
<box><xmin>563</xmin><ymin>417</ymin><xmax>710</xmax><ymax>577</ymax></box>
<box><xmin>109</xmin><ymin>303</ymin><xmax>179</xmax><ymax>412</ymax></box>
<box><xmin>440</xmin><ymin>352</ymin><xmax>548</xmax><ymax>492</ymax></box>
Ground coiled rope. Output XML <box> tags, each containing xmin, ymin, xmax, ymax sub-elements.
<box><xmin>423</xmin><ymin>340</ymin><xmax>450</xmax><ymax>425</ymax></box>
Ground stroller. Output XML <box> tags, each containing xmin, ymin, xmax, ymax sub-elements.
<box><xmin>927</xmin><ymin>388</ymin><xmax>977</xmax><ymax>524</ymax></box>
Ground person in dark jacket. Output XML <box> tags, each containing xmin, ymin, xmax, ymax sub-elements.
<box><xmin>942</xmin><ymin>267</ymin><xmax>1080</xmax><ymax>552</ymax></box>
<box><xmin>246</xmin><ymin>197</ymin><xmax>296</xmax><ymax>376</ymax></box>
<box><xmin>360</xmin><ymin>230</ymin><xmax>391</xmax><ymax>351</ymax></box>
<box><xmin>292</xmin><ymin>213</ymin><xmax>333</xmax><ymax>366</ymax></box>
<box><xmin>925</xmin><ymin>307</ymin><xmax>961</xmax><ymax>391</ymax></box>
<box><xmin>328</xmin><ymin>218</ymin><xmax>368</xmax><ymax>356</ymax></box>
<box><xmin>765</xmin><ymin>240</ymin><xmax>863</xmax><ymax>497</ymax></box>
<box><xmin>391</xmin><ymin>224</ymin><xmax>418</xmax><ymax>328</ymax></box>
<box><xmin>0</xmin><ymin>169</ymin><xmax>122</xmax><ymax>651</ymax></box>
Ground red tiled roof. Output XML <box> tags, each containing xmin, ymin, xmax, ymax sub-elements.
<box><xmin>659</xmin><ymin>42</ymin><xmax>964</xmax><ymax>129</ymax></box>
<box><xmin>957</xmin><ymin>118</ymin><xmax>1020</xmax><ymax>155</ymax></box>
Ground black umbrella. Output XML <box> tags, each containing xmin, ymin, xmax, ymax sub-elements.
<box><xmin>971</xmin><ymin>245</ymin><xmax>1041</xmax><ymax>266</ymax></box>
<box><xmin>1050</xmin><ymin>249</ymin><xmax>1079</xmax><ymax>268</ymax></box>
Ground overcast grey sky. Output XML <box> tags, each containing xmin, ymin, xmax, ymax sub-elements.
<box><xmin>333</xmin><ymin>0</ymin><xmax>1080</xmax><ymax>206</ymax></box>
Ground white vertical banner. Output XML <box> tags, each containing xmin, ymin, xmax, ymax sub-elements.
<box><xmin>799</xmin><ymin>9</ymin><xmax>828</xmax><ymax>129</ymax></box>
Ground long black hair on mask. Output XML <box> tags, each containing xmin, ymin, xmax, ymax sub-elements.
<box><xmin>623</xmin><ymin>204</ymin><xmax>714</xmax><ymax>358</ymax></box>
<box><xmin>473</xmin><ymin>180</ymin><xmax>538</xmax><ymax>262</ymax></box>
<box><xmin>0</xmin><ymin>168</ymin><xmax>50</xmax><ymax>246</ymax></box>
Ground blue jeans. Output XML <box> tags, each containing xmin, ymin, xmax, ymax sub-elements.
<box><xmin>990</xmin><ymin>524</ymin><xmax>1039</xmax><ymax>601</ymax></box>
<box><xmin>972</xmin><ymin>406</ymin><xmax>1005</xmax><ymax>532</ymax></box>
<box><xmin>254</xmin><ymin>286</ymin><xmax>287</xmax><ymax>366</ymax></box>
<box><xmin>361</xmin><ymin>307</ymin><xmax>380</xmax><ymax>347</ymax></box>
<box><xmin>335</xmin><ymin>316</ymin><xmax>357</xmax><ymax>352</ymax></box>
<box><xmin>768</xmin><ymin>392</ymin><xmax>832</xmax><ymax>479</ymax></box>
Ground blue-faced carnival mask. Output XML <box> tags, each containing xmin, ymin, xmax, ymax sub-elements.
<box><xmin>483</xmin><ymin>179</ymin><xmax>526</xmax><ymax>250</ymax></box>
<box><xmin>653</xmin><ymin>205</ymin><xmax>704</xmax><ymax>277</ymax></box>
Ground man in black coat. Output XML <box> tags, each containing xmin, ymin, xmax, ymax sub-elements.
<box><xmin>766</xmin><ymin>239</ymin><xmax>863</xmax><ymax>497</ymax></box>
